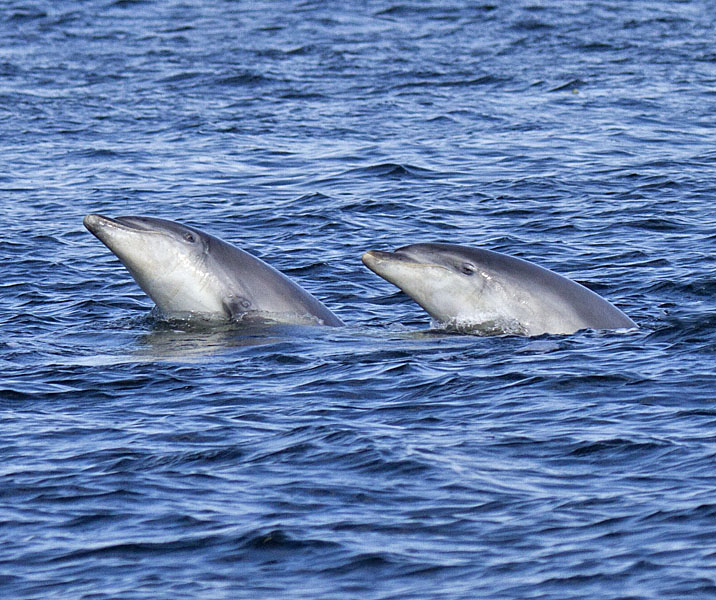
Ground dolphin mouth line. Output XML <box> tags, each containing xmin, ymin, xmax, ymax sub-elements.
<box><xmin>362</xmin><ymin>249</ymin><xmax>445</xmax><ymax>272</ymax></box>
<box><xmin>83</xmin><ymin>214</ymin><xmax>161</xmax><ymax>236</ymax></box>
<box><xmin>362</xmin><ymin>249</ymin><xmax>417</xmax><ymax>266</ymax></box>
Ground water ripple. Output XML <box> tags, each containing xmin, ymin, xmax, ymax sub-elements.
<box><xmin>3</xmin><ymin>1</ymin><xmax>716</xmax><ymax>599</ymax></box>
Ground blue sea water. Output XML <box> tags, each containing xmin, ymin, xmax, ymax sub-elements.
<box><xmin>3</xmin><ymin>1</ymin><xmax>716</xmax><ymax>598</ymax></box>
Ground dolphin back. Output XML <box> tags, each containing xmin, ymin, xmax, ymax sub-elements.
<box><xmin>205</xmin><ymin>234</ymin><xmax>344</xmax><ymax>327</ymax></box>
<box><xmin>454</xmin><ymin>244</ymin><xmax>636</xmax><ymax>332</ymax></box>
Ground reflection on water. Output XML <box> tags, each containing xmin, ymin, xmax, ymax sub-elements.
<box><xmin>136</xmin><ymin>316</ymin><xmax>309</xmax><ymax>360</ymax></box>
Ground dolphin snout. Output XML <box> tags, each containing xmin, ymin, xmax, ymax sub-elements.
<box><xmin>83</xmin><ymin>214</ymin><xmax>155</xmax><ymax>239</ymax></box>
<box><xmin>362</xmin><ymin>249</ymin><xmax>418</xmax><ymax>268</ymax></box>
<box><xmin>83</xmin><ymin>213</ymin><xmax>106</xmax><ymax>234</ymax></box>
<box><xmin>361</xmin><ymin>250</ymin><xmax>396</xmax><ymax>272</ymax></box>
<box><xmin>362</xmin><ymin>250</ymin><xmax>385</xmax><ymax>266</ymax></box>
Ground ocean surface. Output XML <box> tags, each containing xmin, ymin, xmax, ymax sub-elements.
<box><xmin>3</xmin><ymin>1</ymin><xmax>716</xmax><ymax>598</ymax></box>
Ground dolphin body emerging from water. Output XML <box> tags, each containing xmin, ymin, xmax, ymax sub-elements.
<box><xmin>362</xmin><ymin>243</ymin><xmax>636</xmax><ymax>336</ymax></box>
<box><xmin>84</xmin><ymin>214</ymin><xmax>343</xmax><ymax>326</ymax></box>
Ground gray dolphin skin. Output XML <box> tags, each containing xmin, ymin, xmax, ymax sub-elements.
<box><xmin>362</xmin><ymin>243</ymin><xmax>636</xmax><ymax>336</ymax></box>
<box><xmin>84</xmin><ymin>214</ymin><xmax>343</xmax><ymax>326</ymax></box>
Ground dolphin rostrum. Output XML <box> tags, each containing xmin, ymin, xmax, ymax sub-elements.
<box><xmin>362</xmin><ymin>243</ymin><xmax>635</xmax><ymax>336</ymax></box>
<box><xmin>84</xmin><ymin>214</ymin><xmax>343</xmax><ymax>326</ymax></box>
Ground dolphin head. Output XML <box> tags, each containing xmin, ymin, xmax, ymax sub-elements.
<box><xmin>363</xmin><ymin>242</ymin><xmax>636</xmax><ymax>336</ymax></box>
<box><xmin>362</xmin><ymin>243</ymin><xmax>521</xmax><ymax>332</ymax></box>
<box><xmin>84</xmin><ymin>214</ymin><xmax>345</xmax><ymax>326</ymax></box>
<box><xmin>84</xmin><ymin>214</ymin><xmax>230</xmax><ymax>317</ymax></box>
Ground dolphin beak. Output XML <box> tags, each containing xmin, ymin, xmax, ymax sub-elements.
<box><xmin>362</xmin><ymin>249</ymin><xmax>419</xmax><ymax>274</ymax></box>
<box><xmin>362</xmin><ymin>250</ymin><xmax>392</xmax><ymax>269</ymax></box>
<box><xmin>362</xmin><ymin>250</ymin><xmax>398</xmax><ymax>276</ymax></box>
<box><xmin>84</xmin><ymin>214</ymin><xmax>156</xmax><ymax>240</ymax></box>
<box><xmin>83</xmin><ymin>214</ymin><xmax>149</xmax><ymax>251</ymax></box>
<box><xmin>83</xmin><ymin>213</ymin><xmax>108</xmax><ymax>235</ymax></box>
<box><xmin>83</xmin><ymin>214</ymin><xmax>124</xmax><ymax>244</ymax></box>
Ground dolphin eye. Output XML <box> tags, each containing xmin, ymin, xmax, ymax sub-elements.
<box><xmin>460</xmin><ymin>263</ymin><xmax>475</xmax><ymax>276</ymax></box>
<box><xmin>183</xmin><ymin>232</ymin><xmax>196</xmax><ymax>243</ymax></box>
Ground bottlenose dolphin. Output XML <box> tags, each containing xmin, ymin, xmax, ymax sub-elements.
<box><xmin>84</xmin><ymin>214</ymin><xmax>343</xmax><ymax>326</ymax></box>
<box><xmin>362</xmin><ymin>243</ymin><xmax>635</xmax><ymax>336</ymax></box>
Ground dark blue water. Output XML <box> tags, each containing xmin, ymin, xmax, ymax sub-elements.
<box><xmin>3</xmin><ymin>1</ymin><xmax>716</xmax><ymax>598</ymax></box>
